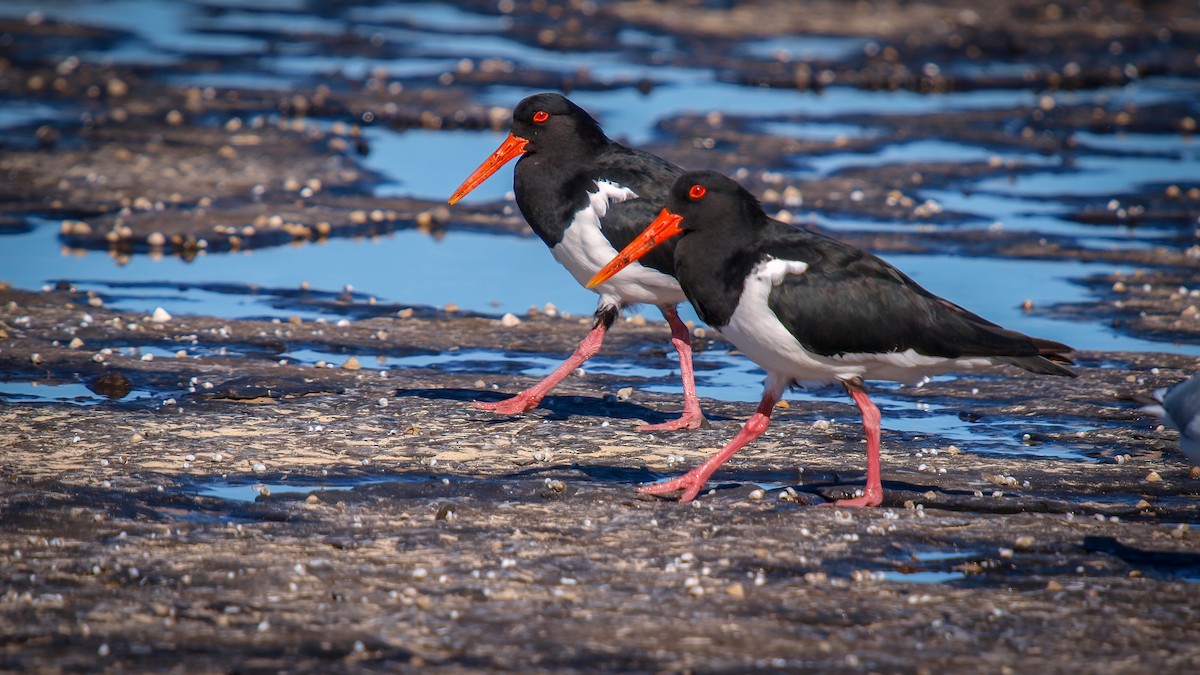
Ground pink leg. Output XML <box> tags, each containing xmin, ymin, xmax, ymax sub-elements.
<box><xmin>826</xmin><ymin>381</ymin><xmax>884</xmax><ymax>507</ymax></box>
<box><xmin>640</xmin><ymin>392</ymin><xmax>778</xmax><ymax>502</ymax></box>
<box><xmin>474</xmin><ymin>321</ymin><xmax>608</xmax><ymax>415</ymax></box>
<box><xmin>637</xmin><ymin>305</ymin><xmax>707</xmax><ymax>432</ymax></box>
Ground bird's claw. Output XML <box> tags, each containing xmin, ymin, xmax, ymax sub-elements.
<box><xmin>472</xmin><ymin>395</ymin><xmax>541</xmax><ymax>415</ymax></box>
<box><xmin>821</xmin><ymin>487</ymin><xmax>884</xmax><ymax>508</ymax></box>
<box><xmin>636</xmin><ymin>413</ymin><xmax>707</xmax><ymax>433</ymax></box>
<box><xmin>638</xmin><ymin>473</ymin><xmax>708</xmax><ymax>503</ymax></box>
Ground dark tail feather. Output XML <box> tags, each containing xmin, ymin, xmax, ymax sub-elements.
<box><xmin>1000</xmin><ymin>337</ymin><xmax>1076</xmax><ymax>377</ymax></box>
<box><xmin>1002</xmin><ymin>356</ymin><xmax>1077</xmax><ymax>377</ymax></box>
<box><xmin>1033</xmin><ymin>337</ymin><xmax>1073</xmax><ymax>358</ymax></box>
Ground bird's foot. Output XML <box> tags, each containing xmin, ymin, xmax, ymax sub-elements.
<box><xmin>638</xmin><ymin>471</ymin><xmax>710</xmax><ymax>503</ymax></box>
<box><xmin>636</xmin><ymin>412</ymin><xmax>707</xmax><ymax>433</ymax></box>
<box><xmin>822</xmin><ymin>486</ymin><xmax>883</xmax><ymax>508</ymax></box>
<box><xmin>472</xmin><ymin>393</ymin><xmax>541</xmax><ymax>415</ymax></box>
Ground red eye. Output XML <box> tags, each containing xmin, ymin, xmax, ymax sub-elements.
<box><xmin>689</xmin><ymin>184</ymin><xmax>706</xmax><ymax>200</ymax></box>
<box><xmin>533</xmin><ymin>111</ymin><xmax>549</xmax><ymax>123</ymax></box>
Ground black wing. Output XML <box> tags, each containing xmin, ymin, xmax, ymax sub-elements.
<box><xmin>762</xmin><ymin>230</ymin><xmax>1065</xmax><ymax>362</ymax></box>
<box><xmin>588</xmin><ymin>146</ymin><xmax>685</xmax><ymax>277</ymax></box>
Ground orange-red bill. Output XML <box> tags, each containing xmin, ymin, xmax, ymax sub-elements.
<box><xmin>586</xmin><ymin>208</ymin><xmax>684</xmax><ymax>289</ymax></box>
<box><xmin>448</xmin><ymin>132</ymin><xmax>529</xmax><ymax>205</ymax></box>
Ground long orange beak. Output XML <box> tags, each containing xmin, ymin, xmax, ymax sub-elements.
<box><xmin>448</xmin><ymin>132</ymin><xmax>529</xmax><ymax>205</ymax></box>
<box><xmin>586</xmin><ymin>208</ymin><xmax>684</xmax><ymax>289</ymax></box>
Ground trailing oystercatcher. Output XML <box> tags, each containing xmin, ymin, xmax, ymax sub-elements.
<box><xmin>450</xmin><ymin>92</ymin><xmax>705</xmax><ymax>431</ymax></box>
<box><xmin>589</xmin><ymin>169</ymin><xmax>1076</xmax><ymax>506</ymax></box>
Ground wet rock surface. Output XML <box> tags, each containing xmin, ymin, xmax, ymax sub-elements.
<box><xmin>2</xmin><ymin>0</ymin><xmax>1200</xmax><ymax>672</ymax></box>
<box><xmin>3</xmin><ymin>282</ymin><xmax>1200</xmax><ymax>671</ymax></box>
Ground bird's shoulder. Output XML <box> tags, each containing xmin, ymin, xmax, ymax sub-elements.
<box><xmin>753</xmin><ymin>222</ymin><xmax>924</xmax><ymax>293</ymax></box>
<box><xmin>588</xmin><ymin>144</ymin><xmax>683</xmax><ymax>198</ymax></box>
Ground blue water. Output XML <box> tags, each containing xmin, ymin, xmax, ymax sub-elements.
<box><xmin>798</xmin><ymin>139</ymin><xmax>1057</xmax><ymax>177</ymax></box>
<box><xmin>759</xmin><ymin>120</ymin><xmax>881</xmax><ymax>141</ymax></box>
<box><xmin>736</xmin><ymin>35</ymin><xmax>870</xmax><ymax>62</ymax></box>
<box><xmin>975</xmin><ymin>155</ymin><xmax>1200</xmax><ymax>198</ymax></box>
<box><xmin>0</xmin><ymin>379</ymin><xmax>156</xmax><ymax>405</ymax></box>
<box><xmin>194</xmin><ymin>476</ymin><xmax>412</xmax><ymax>502</ymax></box>
<box><xmin>362</xmin><ymin>129</ymin><xmax>514</xmax><ymax>202</ymax></box>
<box><xmin>0</xmin><ymin>101</ymin><xmax>77</xmax><ymax>130</ymax></box>
<box><xmin>4</xmin><ymin>217</ymin><xmax>1196</xmax><ymax>359</ymax></box>
<box><xmin>879</xmin><ymin>570</ymin><xmax>966</xmax><ymax>584</ymax></box>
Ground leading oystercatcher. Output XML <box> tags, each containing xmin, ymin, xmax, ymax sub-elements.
<box><xmin>449</xmin><ymin>92</ymin><xmax>705</xmax><ymax>431</ymax></box>
<box><xmin>588</xmin><ymin>170</ymin><xmax>1076</xmax><ymax>506</ymax></box>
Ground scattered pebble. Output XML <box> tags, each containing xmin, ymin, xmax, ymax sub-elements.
<box><xmin>150</xmin><ymin>307</ymin><xmax>172</xmax><ymax>323</ymax></box>
<box><xmin>341</xmin><ymin>356</ymin><xmax>361</xmax><ymax>371</ymax></box>
<box><xmin>500</xmin><ymin>313</ymin><xmax>521</xmax><ymax>327</ymax></box>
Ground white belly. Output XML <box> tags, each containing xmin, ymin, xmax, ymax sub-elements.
<box><xmin>550</xmin><ymin>180</ymin><xmax>685</xmax><ymax>307</ymax></box>
<box><xmin>721</xmin><ymin>258</ymin><xmax>996</xmax><ymax>387</ymax></box>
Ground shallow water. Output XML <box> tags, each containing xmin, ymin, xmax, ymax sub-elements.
<box><xmin>193</xmin><ymin>475</ymin><xmax>416</xmax><ymax>502</ymax></box>
<box><xmin>879</xmin><ymin>570</ymin><xmax>967</xmax><ymax>584</ymax></box>
<box><xmin>361</xmin><ymin>128</ymin><xmax>513</xmax><ymax>202</ymax></box>
<box><xmin>0</xmin><ymin>379</ymin><xmax>157</xmax><ymax>405</ymax></box>
<box><xmin>9</xmin><ymin>210</ymin><xmax>1200</xmax><ymax>365</ymax></box>
<box><xmin>797</xmin><ymin>139</ymin><xmax>1057</xmax><ymax>177</ymax></box>
<box><xmin>7</xmin><ymin>219</ymin><xmax>1195</xmax><ymax>358</ymax></box>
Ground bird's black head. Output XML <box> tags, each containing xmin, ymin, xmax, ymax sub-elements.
<box><xmin>585</xmin><ymin>170</ymin><xmax>767</xmax><ymax>291</ymax></box>
<box><xmin>510</xmin><ymin>92</ymin><xmax>608</xmax><ymax>155</ymax></box>
<box><xmin>665</xmin><ymin>170</ymin><xmax>767</xmax><ymax>235</ymax></box>
<box><xmin>448</xmin><ymin>92</ymin><xmax>607</xmax><ymax>204</ymax></box>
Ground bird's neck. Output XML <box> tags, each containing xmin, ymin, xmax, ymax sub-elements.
<box><xmin>676</xmin><ymin>231</ymin><xmax>763</xmax><ymax>328</ymax></box>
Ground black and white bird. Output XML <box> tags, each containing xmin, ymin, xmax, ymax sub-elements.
<box><xmin>449</xmin><ymin>92</ymin><xmax>705</xmax><ymax>431</ymax></box>
<box><xmin>1142</xmin><ymin>373</ymin><xmax>1200</xmax><ymax>465</ymax></box>
<box><xmin>588</xmin><ymin>170</ymin><xmax>1077</xmax><ymax>506</ymax></box>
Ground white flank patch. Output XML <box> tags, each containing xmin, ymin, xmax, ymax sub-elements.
<box><xmin>720</xmin><ymin>257</ymin><xmax>998</xmax><ymax>386</ymax></box>
<box><xmin>551</xmin><ymin>179</ymin><xmax>684</xmax><ymax>306</ymax></box>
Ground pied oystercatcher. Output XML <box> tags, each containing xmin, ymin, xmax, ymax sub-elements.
<box><xmin>588</xmin><ymin>170</ymin><xmax>1077</xmax><ymax>506</ymax></box>
<box><xmin>449</xmin><ymin>92</ymin><xmax>704</xmax><ymax>431</ymax></box>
